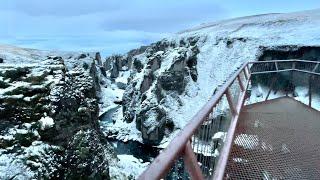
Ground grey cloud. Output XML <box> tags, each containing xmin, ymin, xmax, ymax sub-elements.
<box><xmin>99</xmin><ymin>0</ymin><xmax>226</xmax><ymax>32</ymax></box>
<box><xmin>0</xmin><ymin>0</ymin><xmax>227</xmax><ymax>55</ymax></box>
<box><xmin>1</xmin><ymin>0</ymin><xmax>227</xmax><ymax>32</ymax></box>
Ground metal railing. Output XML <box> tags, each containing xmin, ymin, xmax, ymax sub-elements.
<box><xmin>249</xmin><ymin>60</ymin><xmax>320</xmax><ymax>107</ymax></box>
<box><xmin>138</xmin><ymin>59</ymin><xmax>320</xmax><ymax>180</ymax></box>
<box><xmin>249</xmin><ymin>59</ymin><xmax>320</xmax><ymax>76</ymax></box>
<box><xmin>139</xmin><ymin>62</ymin><xmax>251</xmax><ymax>180</ymax></box>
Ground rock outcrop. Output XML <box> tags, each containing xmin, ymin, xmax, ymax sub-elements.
<box><xmin>105</xmin><ymin>37</ymin><xmax>202</xmax><ymax>145</ymax></box>
<box><xmin>0</xmin><ymin>48</ymin><xmax>114</xmax><ymax>179</ymax></box>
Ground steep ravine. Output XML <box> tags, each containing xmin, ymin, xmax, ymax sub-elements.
<box><xmin>1</xmin><ymin>9</ymin><xmax>320</xmax><ymax>180</ymax></box>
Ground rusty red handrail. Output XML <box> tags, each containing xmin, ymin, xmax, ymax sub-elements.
<box><xmin>138</xmin><ymin>62</ymin><xmax>250</xmax><ymax>180</ymax></box>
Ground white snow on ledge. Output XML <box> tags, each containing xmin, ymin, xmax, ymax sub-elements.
<box><xmin>109</xmin><ymin>155</ymin><xmax>149</xmax><ymax>179</ymax></box>
<box><xmin>38</xmin><ymin>116</ymin><xmax>55</xmax><ymax>130</ymax></box>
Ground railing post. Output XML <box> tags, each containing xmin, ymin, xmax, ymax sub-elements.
<box><xmin>237</xmin><ymin>75</ymin><xmax>244</xmax><ymax>92</ymax></box>
<box><xmin>138</xmin><ymin>62</ymin><xmax>249</xmax><ymax>180</ymax></box>
<box><xmin>226</xmin><ymin>88</ymin><xmax>237</xmax><ymax>116</ymax></box>
<box><xmin>312</xmin><ymin>63</ymin><xmax>319</xmax><ymax>72</ymax></box>
<box><xmin>309</xmin><ymin>75</ymin><xmax>312</xmax><ymax>107</ymax></box>
<box><xmin>183</xmin><ymin>141</ymin><xmax>204</xmax><ymax>180</ymax></box>
<box><xmin>265</xmin><ymin>75</ymin><xmax>278</xmax><ymax>101</ymax></box>
<box><xmin>275</xmin><ymin>61</ymin><xmax>279</xmax><ymax>71</ymax></box>
<box><xmin>243</xmin><ymin>66</ymin><xmax>249</xmax><ymax>80</ymax></box>
<box><xmin>292</xmin><ymin>61</ymin><xmax>296</xmax><ymax>70</ymax></box>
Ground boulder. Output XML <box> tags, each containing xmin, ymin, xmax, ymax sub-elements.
<box><xmin>61</xmin><ymin>130</ymin><xmax>111</xmax><ymax>179</ymax></box>
<box><xmin>77</xmin><ymin>53</ymin><xmax>87</xmax><ymax>59</ymax></box>
<box><xmin>136</xmin><ymin>106</ymin><xmax>166</xmax><ymax>145</ymax></box>
<box><xmin>104</xmin><ymin>57</ymin><xmax>112</xmax><ymax>71</ymax></box>
<box><xmin>158</xmin><ymin>71</ymin><xmax>186</xmax><ymax>94</ymax></box>
<box><xmin>110</xmin><ymin>62</ymin><xmax>119</xmax><ymax>78</ymax></box>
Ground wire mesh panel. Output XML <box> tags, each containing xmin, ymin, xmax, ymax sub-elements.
<box><xmin>224</xmin><ymin>98</ymin><xmax>320</xmax><ymax>179</ymax></box>
<box><xmin>295</xmin><ymin>61</ymin><xmax>317</xmax><ymax>71</ymax></box>
<box><xmin>314</xmin><ymin>64</ymin><xmax>320</xmax><ymax>73</ymax></box>
<box><xmin>277</xmin><ymin>61</ymin><xmax>293</xmax><ymax>70</ymax></box>
<box><xmin>191</xmin><ymin>94</ymin><xmax>233</xmax><ymax>179</ymax></box>
<box><xmin>250</xmin><ymin>62</ymin><xmax>276</xmax><ymax>73</ymax></box>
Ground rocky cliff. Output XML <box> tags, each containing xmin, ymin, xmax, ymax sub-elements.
<box><xmin>0</xmin><ymin>46</ymin><xmax>115</xmax><ymax>179</ymax></box>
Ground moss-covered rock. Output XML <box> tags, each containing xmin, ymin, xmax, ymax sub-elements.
<box><xmin>59</xmin><ymin>130</ymin><xmax>111</xmax><ymax>180</ymax></box>
<box><xmin>0</xmin><ymin>67</ymin><xmax>30</xmax><ymax>82</ymax></box>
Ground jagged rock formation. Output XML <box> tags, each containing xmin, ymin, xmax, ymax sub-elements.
<box><xmin>105</xmin><ymin>37</ymin><xmax>201</xmax><ymax>145</ymax></box>
<box><xmin>0</xmin><ymin>47</ymin><xmax>114</xmax><ymax>179</ymax></box>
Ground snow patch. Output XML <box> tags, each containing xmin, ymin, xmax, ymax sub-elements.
<box><xmin>38</xmin><ymin>116</ymin><xmax>54</xmax><ymax>130</ymax></box>
<box><xmin>109</xmin><ymin>155</ymin><xmax>149</xmax><ymax>179</ymax></box>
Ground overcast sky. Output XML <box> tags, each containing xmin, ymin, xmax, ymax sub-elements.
<box><xmin>1</xmin><ymin>0</ymin><xmax>320</xmax><ymax>56</ymax></box>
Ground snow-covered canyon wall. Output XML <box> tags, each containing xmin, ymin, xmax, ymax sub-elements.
<box><xmin>1</xmin><ymin>9</ymin><xmax>320</xmax><ymax>179</ymax></box>
<box><xmin>0</xmin><ymin>46</ymin><xmax>115</xmax><ymax>179</ymax></box>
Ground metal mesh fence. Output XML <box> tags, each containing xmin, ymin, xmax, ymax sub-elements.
<box><xmin>250</xmin><ymin>62</ymin><xmax>276</xmax><ymax>73</ymax></box>
<box><xmin>165</xmin><ymin>94</ymin><xmax>236</xmax><ymax>180</ymax></box>
<box><xmin>191</xmin><ymin>95</ymin><xmax>233</xmax><ymax>179</ymax></box>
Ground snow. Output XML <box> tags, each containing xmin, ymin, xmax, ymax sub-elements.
<box><xmin>0</xmin><ymin>153</ymin><xmax>35</xmax><ymax>180</ymax></box>
<box><xmin>115</xmin><ymin>71</ymin><xmax>130</xmax><ymax>86</ymax></box>
<box><xmin>38</xmin><ymin>116</ymin><xmax>55</xmax><ymax>130</ymax></box>
<box><xmin>99</xmin><ymin>84</ymin><xmax>124</xmax><ymax>116</ymax></box>
<box><xmin>0</xmin><ymin>141</ymin><xmax>59</xmax><ymax>179</ymax></box>
<box><xmin>101</xmin><ymin>106</ymin><xmax>143</xmax><ymax>143</ymax></box>
<box><xmin>247</xmin><ymin>84</ymin><xmax>320</xmax><ymax>110</ymax></box>
<box><xmin>98</xmin><ymin>84</ymin><xmax>144</xmax><ymax>142</ymax></box>
<box><xmin>234</xmin><ymin>134</ymin><xmax>259</xmax><ymax>149</ymax></box>
<box><xmin>233</xmin><ymin>158</ymin><xmax>248</xmax><ymax>163</ymax></box>
<box><xmin>212</xmin><ymin>132</ymin><xmax>226</xmax><ymax>141</ymax></box>
<box><xmin>109</xmin><ymin>155</ymin><xmax>149</xmax><ymax>179</ymax></box>
<box><xmin>0</xmin><ymin>81</ymin><xmax>31</xmax><ymax>97</ymax></box>
<box><xmin>245</xmin><ymin>84</ymin><xmax>286</xmax><ymax>105</ymax></box>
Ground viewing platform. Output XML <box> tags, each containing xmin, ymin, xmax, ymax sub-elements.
<box><xmin>139</xmin><ymin>60</ymin><xmax>320</xmax><ymax>180</ymax></box>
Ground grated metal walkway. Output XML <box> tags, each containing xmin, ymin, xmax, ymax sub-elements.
<box><xmin>224</xmin><ymin>97</ymin><xmax>320</xmax><ymax>179</ymax></box>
